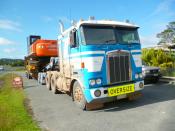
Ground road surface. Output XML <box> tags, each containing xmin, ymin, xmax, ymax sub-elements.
<box><xmin>21</xmin><ymin>73</ymin><xmax>175</xmax><ymax>131</ymax></box>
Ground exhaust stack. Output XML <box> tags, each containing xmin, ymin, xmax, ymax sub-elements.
<box><xmin>59</xmin><ymin>20</ymin><xmax>64</xmax><ymax>34</ymax></box>
<box><xmin>89</xmin><ymin>16</ymin><xmax>95</xmax><ymax>20</ymax></box>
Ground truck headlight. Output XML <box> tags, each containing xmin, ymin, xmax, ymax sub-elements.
<box><xmin>135</xmin><ymin>74</ymin><xmax>139</xmax><ymax>79</ymax></box>
<box><xmin>89</xmin><ymin>79</ymin><xmax>95</xmax><ymax>86</ymax></box>
<box><xmin>96</xmin><ymin>78</ymin><xmax>102</xmax><ymax>85</ymax></box>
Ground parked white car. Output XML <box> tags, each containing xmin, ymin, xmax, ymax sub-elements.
<box><xmin>0</xmin><ymin>66</ymin><xmax>4</xmax><ymax>71</ymax></box>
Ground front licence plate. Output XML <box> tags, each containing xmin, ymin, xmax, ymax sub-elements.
<box><xmin>154</xmin><ymin>74</ymin><xmax>158</xmax><ymax>76</ymax></box>
<box><xmin>108</xmin><ymin>84</ymin><xmax>135</xmax><ymax>97</ymax></box>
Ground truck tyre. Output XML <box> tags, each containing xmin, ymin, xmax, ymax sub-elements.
<box><xmin>29</xmin><ymin>74</ymin><xmax>32</xmax><ymax>79</ymax></box>
<box><xmin>51</xmin><ymin>74</ymin><xmax>58</xmax><ymax>94</ymax></box>
<box><xmin>26</xmin><ymin>73</ymin><xmax>29</xmax><ymax>79</ymax></box>
<box><xmin>38</xmin><ymin>73</ymin><xmax>40</xmax><ymax>84</ymax></box>
<box><xmin>46</xmin><ymin>72</ymin><xmax>51</xmax><ymax>90</ymax></box>
<box><xmin>72</xmin><ymin>81</ymin><xmax>87</xmax><ymax>110</ymax></box>
<box><xmin>27</xmin><ymin>73</ymin><xmax>32</xmax><ymax>79</ymax></box>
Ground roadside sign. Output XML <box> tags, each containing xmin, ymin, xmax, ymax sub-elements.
<box><xmin>12</xmin><ymin>77</ymin><xmax>23</xmax><ymax>88</ymax></box>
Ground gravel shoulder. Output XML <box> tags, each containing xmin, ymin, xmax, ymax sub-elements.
<box><xmin>20</xmin><ymin>72</ymin><xmax>175</xmax><ymax>131</ymax></box>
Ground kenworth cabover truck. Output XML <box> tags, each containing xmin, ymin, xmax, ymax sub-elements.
<box><xmin>45</xmin><ymin>18</ymin><xmax>144</xmax><ymax>110</ymax></box>
<box><xmin>25</xmin><ymin>35</ymin><xmax>57</xmax><ymax>79</ymax></box>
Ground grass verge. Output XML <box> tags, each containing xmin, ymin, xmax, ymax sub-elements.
<box><xmin>0</xmin><ymin>73</ymin><xmax>40</xmax><ymax>131</ymax></box>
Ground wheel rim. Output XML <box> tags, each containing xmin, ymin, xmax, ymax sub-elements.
<box><xmin>74</xmin><ymin>86</ymin><xmax>83</xmax><ymax>102</ymax></box>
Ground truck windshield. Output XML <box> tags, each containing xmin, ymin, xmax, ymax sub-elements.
<box><xmin>82</xmin><ymin>25</ymin><xmax>140</xmax><ymax>44</ymax></box>
<box><xmin>116</xmin><ymin>27</ymin><xmax>140</xmax><ymax>43</ymax></box>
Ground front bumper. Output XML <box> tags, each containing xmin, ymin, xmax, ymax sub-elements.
<box><xmin>83</xmin><ymin>80</ymin><xmax>144</xmax><ymax>103</ymax></box>
<box><xmin>143</xmin><ymin>73</ymin><xmax>161</xmax><ymax>79</ymax></box>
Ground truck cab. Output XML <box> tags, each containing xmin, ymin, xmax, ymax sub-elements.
<box><xmin>57</xmin><ymin>19</ymin><xmax>144</xmax><ymax>109</ymax></box>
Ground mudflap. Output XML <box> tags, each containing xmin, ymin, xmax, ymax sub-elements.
<box><xmin>127</xmin><ymin>92</ymin><xmax>142</xmax><ymax>101</ymax></box>
<box><xmin>86</xmin><ymin>102</ymin><xmax>104</xmax><ymax>111</ymax></box>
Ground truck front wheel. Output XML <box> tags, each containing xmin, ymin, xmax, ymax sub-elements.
<box><xmin>72</xmin><ymin>81</ymin><xmax>87</xmax><ymax>110</ymax></box>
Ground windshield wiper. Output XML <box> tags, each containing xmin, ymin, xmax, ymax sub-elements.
<box><xmin>104</xmin><ymin>39</ymin><xmax>116</xmax><ymax>43</ymax></box>
<box><xmin>127</xmin><ymin>40</ymin><xmax>140</xmax><ymax>43</ymax></box>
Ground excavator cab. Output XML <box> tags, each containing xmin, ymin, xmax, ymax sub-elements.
<box><xmin>28</xmin><ymin>35</ymin><xmax>41</xmax><ymax>45</ymax></box>
<box><xmin>27</xmin><ymin>35</ymin><xmax>41</xmax><ymax>54</ymax></box>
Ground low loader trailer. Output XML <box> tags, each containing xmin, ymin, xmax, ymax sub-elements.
<box><xmin>43</xmin><ymin>18</ymin><xmax>144</xmax><ymax>110</ymax></box>
<box><xmin>38</xmin><ymin>57</ymin><xmax>59</xmax><ymax>85</ymax></box>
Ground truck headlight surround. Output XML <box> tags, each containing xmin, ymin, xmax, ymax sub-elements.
<box><xmin>96</xmin><ymin>78</ymin><xmax>102</xmax><ymax>85</ymax></box>
<box><xmin>89</xmin><ymin>79</ymin><xmax>95</xmax><ymax>86</ymax></box>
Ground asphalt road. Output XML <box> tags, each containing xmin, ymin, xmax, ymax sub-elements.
<box><xmin>20</xmin><ymin>72</ymin><xmax>175</xmax><ymax>131</ymax></box>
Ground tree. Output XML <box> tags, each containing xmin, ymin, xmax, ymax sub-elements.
<box><xmin>157</xmin><ymin>21</ymin><xmax>175</xmax><ymax>46</ymax></box>
<box><xmin>142</xmin><ymin>48</ymin><xmax>174</xmax><ymax>69</ymax></box>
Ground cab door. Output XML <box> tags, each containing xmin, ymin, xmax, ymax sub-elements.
<box><xmin>69</xmin><ymin>29</ymin><xmax>81</xmax><ymax>76</ymax></box>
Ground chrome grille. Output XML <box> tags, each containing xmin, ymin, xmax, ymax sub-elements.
<box><xmin>107</xmin><ymin>51</ymin><xmax>131</xmax><ymax>84</ymax></box>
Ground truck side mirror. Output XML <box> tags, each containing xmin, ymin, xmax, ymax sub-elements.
<box><xmin>70</xmin><ymin>29</ymin><xmax>77</xmax><ymax>48</ymax></box>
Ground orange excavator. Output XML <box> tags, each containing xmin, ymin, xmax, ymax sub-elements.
<box><xmin>25</xmin><ymin>35</ymin><xmax>58</xmax><ymax>79</ymax></box>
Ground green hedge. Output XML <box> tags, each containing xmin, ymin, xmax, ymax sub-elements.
<box><xmin>142</xmin><ymin>48</ymin><xmax>175</xmax><ymax>69</ymax></box>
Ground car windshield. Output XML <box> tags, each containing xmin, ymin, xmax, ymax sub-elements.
<box><xmin>82</xmin><ymin>25</ymin><xmax>140</xmax><ymax>44</ymax></box>
<box><xmin>142</xmin><ymin>61</ymin><xmax>148</xmax><ymax>66</ymax></box>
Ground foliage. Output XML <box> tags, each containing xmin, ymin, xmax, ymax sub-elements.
<box><xmin>0</xmin><ymin>73</ymin><xmax>40</xmax><ymax>131</ymax></box>
<box><xmin>0</xmin><ymin>58</ymin><xmax>24</xmax><ymax>66</ymax></box>
<box><xmin>142</xmin><ymin>48</ymin><xmax>175</xmax><ymax>69</ymax></box>
<box><xmin>161</xmin><ymin>68</ymin><xmax>175</xmax><ymax>77</ymax></box>
<box><xmin>157</xmin><ymin>21</ymin><xmax>175</xmax><ymax>45</ymax></box>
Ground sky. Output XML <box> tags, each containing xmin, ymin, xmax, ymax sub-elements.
<box><xmin>0</xmin><ymin>0</ymin><xmax>175</xmax><ymax>59</ymax></box>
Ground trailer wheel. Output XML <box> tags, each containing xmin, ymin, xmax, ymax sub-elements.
<box><xmin>51</xmin><ymin>74</ymin><xmax>58</xmax><ymax>94</ymax></box>
<box><xmin>46</xmin><ymin>72</ymin><xmax>51</xmax><ymax>90</ymax></box>
<box><xmin>72</xmin><ymin>81</ymin><xmax>87</xmax><ymax>110</ymax></box>
<box><xmin>27</xmin><ymin>73</ymin><xmax>32</xmax><ymax>79</ymax></box>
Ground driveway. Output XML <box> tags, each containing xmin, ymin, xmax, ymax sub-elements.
<box><xmin>21</xmin><ymin>72</ymin><xmax>175</xmax><ymax>131</ymax></box>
